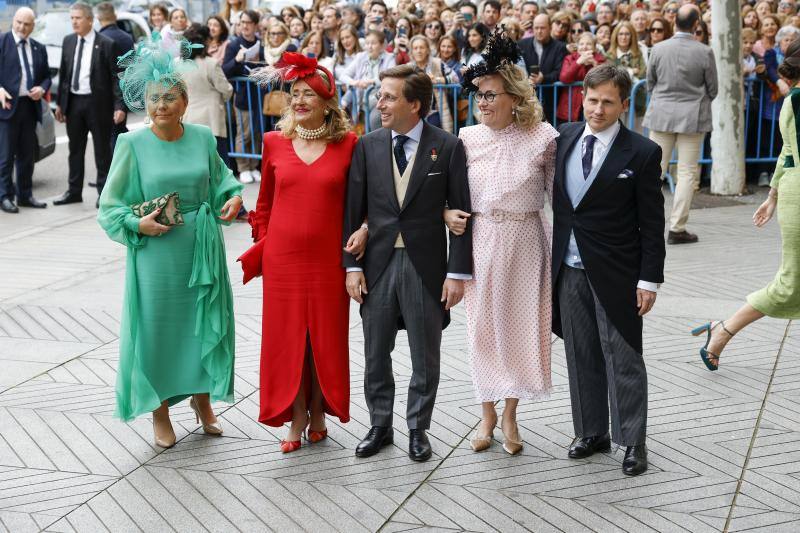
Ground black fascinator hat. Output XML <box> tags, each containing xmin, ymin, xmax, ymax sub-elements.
<box><xmin>461</xmin><ymin>28</ymin><xmax>522</xmax><ymax>94</ymax></box>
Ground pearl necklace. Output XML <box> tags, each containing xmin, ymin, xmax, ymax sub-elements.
<box><xmin>296</xmin><ymin>123</ymin><xmax>327</xmax><ymax>140</ymax></box>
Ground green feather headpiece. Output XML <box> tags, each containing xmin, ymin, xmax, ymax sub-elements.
<box><xmin>117</xmin><ymin>31</ymin><xmax>203</xmax><ymax>113</ymax></box>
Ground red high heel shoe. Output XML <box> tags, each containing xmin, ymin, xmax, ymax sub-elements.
<box><xmin>307</xmin><ymin>427</ymin><xmax>328</xmax><ymax>443</ymax></box>
<box><xmin>280</xmin><ymin>438</ymin><xmax>302</xmax><ymax>453</ymax></box>
<box><xmin>280</xmin><ymin>429</ymin><xmax>306</xmax><ymax>453</ymax></box>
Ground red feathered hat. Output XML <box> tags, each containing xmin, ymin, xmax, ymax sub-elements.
<box><xmin>250</xmin><ymin>52</ymin><xmax>336</xmax><ymax>100</ymax></box>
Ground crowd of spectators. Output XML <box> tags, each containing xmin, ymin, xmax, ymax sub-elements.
<box><xmin>138</xmin><ymin>0</ymin><xmax>798</xmax><ymax>186</ymax></box>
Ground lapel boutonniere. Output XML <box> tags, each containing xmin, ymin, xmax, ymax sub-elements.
<box><xmin>431</xmin><ymin>148</ymin><xmax>438</xmax><ymax>162</ymax></box>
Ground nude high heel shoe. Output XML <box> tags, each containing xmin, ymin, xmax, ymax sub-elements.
<box><xmin>152</xmin><ymin>419</ymin><xmax>176</xmax><ymax>449</ymax></box>
<box><xmin>501</xmin><ymin>417</ymin><xmax>523</xmax><ymax>455</ymax></box>
<box><xmin>470</xmin><ymin>415</ymin><xmax>497</xmax><ymax>452</ymax></box>
<box><xmin>189</xmin><ymin>397</ymin><xmax>223</xmax><ymax>436</ymax></box>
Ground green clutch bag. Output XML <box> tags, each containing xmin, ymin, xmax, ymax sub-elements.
<box><xmin>131</xmin><ymin>191</ymin><xmax>185</xmax><ymax>226</ymax></box>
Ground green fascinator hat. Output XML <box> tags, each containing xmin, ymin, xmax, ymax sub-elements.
<box><xmin>117</xmin><ymin>31</ymin><xmax>203</xmax><ymax>113</ymax></box>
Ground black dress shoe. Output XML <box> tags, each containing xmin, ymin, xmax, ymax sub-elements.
<box><xmin>17</xmin><ymin>197</ymin><xmax>47</xmax><ymax>208</ymax></box>
<box><xmin>0</xmin><ymin>198</ymin><xmax>19</xmax><ymax>213</ymax></box>
<box><xmin>355</xmin><ymin>426</ymin><xmax>394</xmax><ymax>458</ymax></box>
<box><xmin>622</xmin><ymin>444</ymin><xmax>648</xmax><ymax>476</ymax></box>
<box><xmin>568</xmin><ymin>433</ymin><xmax>611</xmax><ymax>459</ymax></box>
<box><xmin>52</xmin><ymin>192</ymin><xmax>83</xmax><ymax>206</ymax></box>
<box><xmin>408</xmin><ymin>429</ymin><xmax>432</xmax><ymax>462</ymax></box>
<box><xmin>667</xmin><ymin>230</ymin><xmax>699</xmax><ymax>245</ymax></box>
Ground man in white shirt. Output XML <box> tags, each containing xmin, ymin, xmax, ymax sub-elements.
<box><xmin>53</xmin><ymin>1</ymin><xmax>124</xmax><ymax>207</ymax></box>
<box><xmin>342</xmin><ymin>65</ymin><xmax>472</xmax><ymax>462</ymax></box>
<box><xmin>551</xmin><ymin>64</ymin><xmax>665</xmax><ymax>476</ymax></box>
<box><xmin>0</xmin><ymin>7</ymin><xmax>51</xmax><ymax>213</ymax></box>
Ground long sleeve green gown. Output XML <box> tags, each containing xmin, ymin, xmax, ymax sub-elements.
<box><xmin>748</xmin><ymin>89</ymin><xmax>800</xmax><ymax>318</ymax></box>
<box><xmin>98</xmin><ymin>124</ymin><xmax>243</xmax><ymax>421</ymax></box>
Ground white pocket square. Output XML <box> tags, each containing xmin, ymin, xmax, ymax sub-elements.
<box><xmin>427</xmin><ymin>171</ymin><xmax>442</xmax><ymax>176</ymax></box>
<box><xmin>616</xmin><ymin>169</ymin><xmax>634</xmax><ymax>179</ymax></box>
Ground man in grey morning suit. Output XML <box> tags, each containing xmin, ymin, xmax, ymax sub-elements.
<box><xmin>551</xmin><ymin>65</ymin><xmax>666</xmax><ymax>476</ymax></box>
<box><xmin>342</xmin><ymin>65</ymin><xmax>472</xmax><ymax>462</ymax></box>
<box><xmin>644</xmin><ymin>4</ymin><xmax>717</xmax><ymax>245</ymax></box>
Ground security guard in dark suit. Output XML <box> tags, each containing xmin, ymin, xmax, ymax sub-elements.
<box><xmin>0</xmin><ymin>7</ymin><xmax>52</xmax><ymax>213</ymax></box>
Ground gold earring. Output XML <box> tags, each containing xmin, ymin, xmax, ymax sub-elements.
<box><xmin>324</xmin><ymin>109</ymin><xmax>330</xmax><ymax>116</ymax></box>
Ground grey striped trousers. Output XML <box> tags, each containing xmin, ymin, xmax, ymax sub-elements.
<box><xmin>557</xmin><ymin>265</ymin><xmax>648</xmax><ymax>446</ymax></box>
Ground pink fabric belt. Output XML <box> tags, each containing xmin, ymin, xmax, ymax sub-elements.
<box><xmin>473</xmin><ymin>210</ymin><xmax>539</xmax><ymax>223</ymax></box>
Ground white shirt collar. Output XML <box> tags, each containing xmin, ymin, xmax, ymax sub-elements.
<box><xmin>581</xmin><ymin>120</ymin><xmax>620</xmax><ymax>149</ymax></box>
<box><xmin>12</xmin><ymin>32</ymin><xmax>29</xmax><ymax>45</ymax></box>
<box><xmin>77</xmin><ymin>29</ymin><xmax>96</xmax><ymax>44</ymax></box>
<box><xmin>392</xmin><ymin>119</ymin><xmax>424</xmax><ymax>143</ymax></box>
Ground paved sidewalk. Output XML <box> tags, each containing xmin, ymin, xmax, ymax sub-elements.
<box><xmin>0</xmin><ymin>185</ymin><xmax>798</xmax><ymax>533</ymax></box>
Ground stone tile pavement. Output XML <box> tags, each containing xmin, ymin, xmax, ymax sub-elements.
<box><xmin>0</xmin><ymin>184</ymin><xmax>798</xmax><ymax>532</ymax></box>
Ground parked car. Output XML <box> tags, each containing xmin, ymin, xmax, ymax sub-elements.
<box><xmin>123</xmin><ymin>0</ymin><xmax>184</xmax><ymax>22</ymax></box>
<box><xmin>31</xmin><ymin>9</ymin><xmax>151</xmax><ymax>104</ymax></box>
<box><xmin>35</xmin><ymin>99</ymin><xmax>56</xmax><ymax>162</ymax></box>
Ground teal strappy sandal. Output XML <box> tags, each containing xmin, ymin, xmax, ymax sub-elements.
<box><xmin>690</xmin><ymin>321</ymin><xmax>735</xmax><ymax>371</ymax></box>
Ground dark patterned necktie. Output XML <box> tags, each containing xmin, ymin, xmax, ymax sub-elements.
<box><xmin>582</xmin><ymin>135</ymin><xmax>597</xmax><ymax>179</ymax></box>
<box><xmin>19</xmin><ymin>40</ymin><xmax>33</xmax><ymax>90</ymax></box>
<box><xmin>72</xmin><ymin>37</ymin><xmax>85</xmax><ymax>92</ymax></box>
<box><xmin>394</xmin><ymin>134</ymin><xmax>410</xmax><ymax>175</ymax></box>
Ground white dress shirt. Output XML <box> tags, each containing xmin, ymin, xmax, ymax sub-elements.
<box><xmin>12</xmin><ymin>31</ymin><xmax>34</xmax><ymax>97</ymax></box>
<box><xmin>70</xmin><ymin>30</ymin><xmax>95</xmax><ymax>95</ymax></box>
<box><xmin>578</xmin><ymin>121</ymin><xmax>659</xmax><ymax>294</ymax></box>
<box><xmin>347</xmin><ymin>119</ymin><xmax>471</xmax><ymax>280</ymax></box>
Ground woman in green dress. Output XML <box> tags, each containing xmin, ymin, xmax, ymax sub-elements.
<box><xmin>692</xmin><ymin>39</ymin><xmax>800</xmax><ymax>370</ymax></box>
<box><xmin>97</xmin><ymin>35</ymin><xmax>243</xmax><ymax>447</ymax></box>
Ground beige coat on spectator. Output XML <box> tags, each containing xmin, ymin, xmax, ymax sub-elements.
<box><xmin>643</xmin><ymin>33</ymin><xmax>718</xmax><ymax>133</ymax></box>
<box><xmin>183</xmin><ymin>56</ymin><xmax>234</xmax><ymax>138</ymax></box>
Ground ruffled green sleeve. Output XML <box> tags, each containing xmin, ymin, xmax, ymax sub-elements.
<box><xmin>207</xmin><ymin>128</ymin><xmax>244</xmax><ymax>225</ymax></box>
<box><xmin>97</xmin><ymin>134</ymin><xmax>147</xmax><ymax>247</ymax></box>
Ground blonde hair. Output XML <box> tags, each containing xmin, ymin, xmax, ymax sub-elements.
<box><xmin>276</xmin><ymin>73</ymin><xmax>350</xmax><ymax>142</ymax></box>
<box><xmin>484</xmin><ymin>65</ymin><xmax>544</xmax><ymax>129</ymax></box>
<box><xmin>220</xmin><ymin>0</ymin><xmax>246</xmax><ymax>22</ymax></box>
<box><xmin>608</xmin><ymin>21</ymin><xmax>642</xmax><ymax>58</ymax></box>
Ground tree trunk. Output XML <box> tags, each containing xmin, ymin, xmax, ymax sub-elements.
<box><xmin>710</xmin><ymin>0</ymin><xmax>746</xmax><ymax>195</ymax></box>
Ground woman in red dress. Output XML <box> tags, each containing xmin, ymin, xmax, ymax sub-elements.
<box><xmin>244</xmin><ymin>54</ymin><xmax>365</xmax><ymax>452</ymax></box>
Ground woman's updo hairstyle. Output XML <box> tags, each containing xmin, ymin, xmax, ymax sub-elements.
<box><xmin>778</xmin><ymin>38</ymin><xmax>800</xmax><ymax>82</ymax></box>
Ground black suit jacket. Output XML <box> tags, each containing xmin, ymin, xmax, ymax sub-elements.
<box><xmin>98</xmin><ymin>24</ymin><xmax>134</xmax><ymax>69</ymax></box>
<box><xmin>518</xmin><ymin>37</ymin><xmax>568</xmax><ymax>84</ymax></box>
<box><xmin>342</xmin><ymin>122</ymin><xmax>473</xmax><ymax>328</ymax></box>
<box><xmin>0</xmin><ymin>31</ymin><xmax>51</xmax><ymax>122</ymax></box>
<box><xmin>551</xmin><ymin>121</ymin><xmax>665</xmax><ymax>353</ymax></box>
<box><xmin>57</xmin><ymin>31</ymin><xmax>123</xmax><ymax>115</ymax></box>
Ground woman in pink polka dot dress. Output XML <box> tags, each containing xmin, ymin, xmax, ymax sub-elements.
<box><xmin>447</xmin><ymin>62</ymin><xmax>558</xmax><ymax>455</ymax></box>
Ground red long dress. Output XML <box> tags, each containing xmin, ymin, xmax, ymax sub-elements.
<box><xmin>251</xmin><ymin>130</ymin><xmax>357</xmax><ymax>427</ymax></box>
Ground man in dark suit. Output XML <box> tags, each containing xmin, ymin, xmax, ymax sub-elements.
<box><xmin>0</xmin><ymin>7</ymin><xmax>51</xmax><ymax>213</ymax></box>
<box><xmin>222</xmin><ymin>9</ymin><xmax>266</xmax><ymax>184</ymax></box>
<box><xmin>53</xmin><ymin>2</ymin><xmax>124</xmax><ymax>207</ymax></box>
<box><xmin>343</xmin><ymin>65</ymin><xmax>472</xmax><ymax>462</ymax></box>
<box><xmin>551</xmin><ymin>64</ymin><xmax>665</xmax><ymax>476</ymax></box>
<box><xmin>518</xmin><ymin>13</ymin><xmax>567</xmax><ymax>123</ymax></box>
<box><xmin>96</xmin><ymin>2</ymin><xmax>133</xmax><ymax>155</ymax></box>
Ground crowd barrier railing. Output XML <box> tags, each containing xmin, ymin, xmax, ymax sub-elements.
<box><xmin>224</xmin><ymin>77</ymin><xmax>781</xmax><ymax>183</ymax></box>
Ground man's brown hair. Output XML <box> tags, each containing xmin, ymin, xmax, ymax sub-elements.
<box><xmin>379</xmin><ymin>64</ymin><xmax>432</xmax><ymax>119</ymax></box>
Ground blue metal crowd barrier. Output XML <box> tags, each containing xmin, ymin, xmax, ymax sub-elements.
<box><xmin>223</xmin><ymin>76</ymin><xmax>781</xmax><ymax>181</ymax></box>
